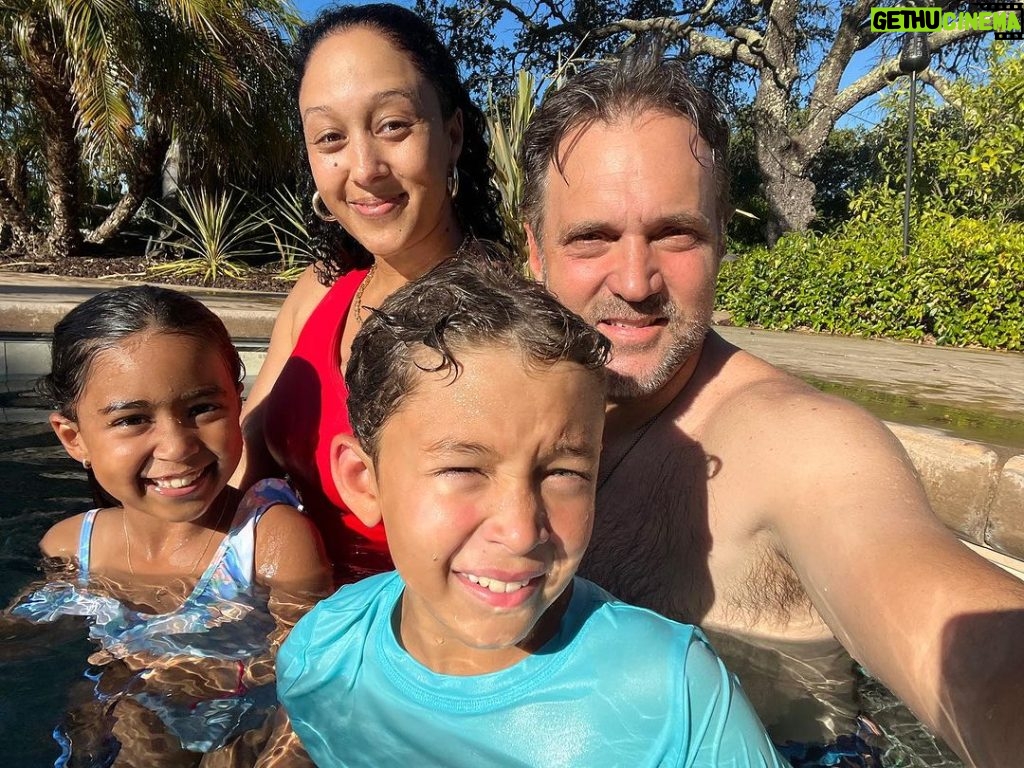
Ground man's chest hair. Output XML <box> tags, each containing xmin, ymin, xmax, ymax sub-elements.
<box><xmin>580</xmin><ymin>441</ymin><xmax>812</xmax><ymax>628</ymax></box>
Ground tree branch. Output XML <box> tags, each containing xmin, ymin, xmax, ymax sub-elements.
<box><xmin>826</xmin><ymin>21</ymin><xmax>985</xmax><ymax>122</ymax></box>
<box><xmin>490</xmin><ymin>0</ymin><xmax>544</xmax><ymax>32</ymax></box>
<box><xmin>84</xmin><ymin>130</ymin><xmax>171</xmax><ymax>245</ymax></box>
<box><xmin>588</xmin><ymin>18</ymin><xmax>764</xmax><ymax>69</ymax></box>
<box><xmin>812</xmin><ymin>0</ymin><xmax>875</xmax><ymax>107</ymax></box>
<box><xmin>917</xmin><ymin>69</ymin><xmax>958</xmax><ymax>105</ymax></box>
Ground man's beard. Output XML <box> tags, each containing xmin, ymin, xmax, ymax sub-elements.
<box><xmin>534</xmin><ymin>254</ymin><xmax>712</xmax><ymax>400</ymax></box>
<box><xmin>588</xmin><ymin>293</ymin><xmax>712</xmax><ymax>401</ymax></box>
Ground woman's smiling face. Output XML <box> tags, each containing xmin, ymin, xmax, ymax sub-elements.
<box><xmin>299</xmin><ymin>26</ymin><xmax>463</xmax><ymax>263</ymax></box>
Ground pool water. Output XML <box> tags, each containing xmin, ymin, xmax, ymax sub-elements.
<box><xmin>0</xmin><ymin>417</ymin><xmax>96</xmax><ymax>763</ymax></box>
<box><xmin>805</xmin><ymin>376</ymin><xmax>1024</xmax><ymax>456</ymax></box>
<box><xmin>0</xmin><ymin>395</ymin><xmax>288</xmax><ymax>765</ymax></box>
<box><xmin>0</xmin><ymin>391</ymin><xmax>964</xmax><ymax>767</ymax></box>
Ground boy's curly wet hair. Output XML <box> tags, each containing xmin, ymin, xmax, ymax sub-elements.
<box><xmin>345</xmin><ymin>249</ymin><xmax>610</xmax><ymax>459</ymax></box>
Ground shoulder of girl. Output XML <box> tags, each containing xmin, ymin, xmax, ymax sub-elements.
<box><xmin>255</xmin><ymin>504</ymin><xmax>326</xmax><ymax>556</ymax></box>
<box><xmin>39</xmin><ymin>511</ymin><xmax>88</xmax><ymax>558</ymax></box>
<box><xmin>40</xmin><ymin>506</ymin><xmax>121</xmax><ymax>559</ymax></box>
<box><xmin>255</xmin><ymin>502</ymin><xmax>320</xmax><ymax>543</ymax></box>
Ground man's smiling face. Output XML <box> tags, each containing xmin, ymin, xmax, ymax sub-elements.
<box><xmin>528</xmin><ymin>111</ymin><xmax>722</xmax><ymax>400</ymax></box>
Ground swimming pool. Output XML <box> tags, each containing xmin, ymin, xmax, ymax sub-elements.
<box><xmin>0</xmin><ymin>374</ymin><xmax>968</xmax><ymax>767</ymax></box>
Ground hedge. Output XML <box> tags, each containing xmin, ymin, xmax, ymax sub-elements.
<box><xmin>716</xmin><ymin>212</ymin><xmax>1024</xmax><ymax>350</ymax></box>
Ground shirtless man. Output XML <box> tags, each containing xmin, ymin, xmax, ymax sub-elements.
<box><xmin>521</xmin><ymin>47</ymin><xmax>1024</xmax><ymax>768</ymax></box>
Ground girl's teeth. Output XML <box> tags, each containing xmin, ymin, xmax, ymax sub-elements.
<box><xmin>153</xmin><ymin>470</ymin><xmax>202</xmax><ymax>489</ymax></box>
<box><xmin>465</xmin><ymin>574</ymin><xmax>530</xmax><ymax>593</ymax></box>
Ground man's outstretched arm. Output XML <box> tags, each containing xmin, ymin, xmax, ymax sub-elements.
<box><xmin>736</xmin><ymin>386</ymin><xmax>1024</xmax><ymax>768</ymax></box>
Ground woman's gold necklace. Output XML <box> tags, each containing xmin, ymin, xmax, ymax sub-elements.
<box><xmin>122</xmin><ymin>491</ymin><xmax>231</xmax><ymax>580</ymax></box>
<box><xmin>351</xmin><ymin>263</ymin><xmax>378</xmax><ymax>326</ymax></box>
<box><xmin>351</xmin><ymin>237</ymin><xmax>473</xmax><ymax>326</ymax></box>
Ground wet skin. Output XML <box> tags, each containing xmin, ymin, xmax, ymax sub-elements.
<box><xmin>50</xmin><ymin>330</ymin><xmax>243</xmax><ymax>552</ymax></box>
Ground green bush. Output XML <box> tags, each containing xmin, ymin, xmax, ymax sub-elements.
<box><xmin>717</xmin><ymin>211</ymin><xmax>1024</xmax><ymax>350</ymax></box>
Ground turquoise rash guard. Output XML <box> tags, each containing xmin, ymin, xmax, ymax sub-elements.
<box><xmin>278</xmin><ymin>572</ymin><xmax>788</xmax><ymax>767</ymax></box>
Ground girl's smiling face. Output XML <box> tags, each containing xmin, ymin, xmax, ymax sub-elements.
<box><xmin>51</xmin><ymin>330</ymin><xmax>242</xmax><ymax>523</ymax></box>
<box><xmin>340</xmin><ymin>345</ymin><xmax>605</xmax><ymax>675</ymax></box>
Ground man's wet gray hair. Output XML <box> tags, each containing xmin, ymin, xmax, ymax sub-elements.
<box><xmin>521</xmin><ymin>40</ymin><xmax>731</xmax><ymax>242</ymax></box>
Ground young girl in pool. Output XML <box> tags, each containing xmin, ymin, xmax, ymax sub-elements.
<box><xmin>11</xmin><ymin>285</ymin><xmax>330</xmax><ymax>765</ymax></box>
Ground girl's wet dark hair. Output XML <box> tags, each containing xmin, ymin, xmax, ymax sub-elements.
<box><xmin>346</xmin><ymin>249</ymin><xmax>610</xmax><ymax>460</ymax></box>
<box><xmin>38</xmin><ymin>286</ymin><xmax>243</xmax><ymax>508</ymax></box>
<box><xmin>292</xmin><ymin>3</ymin><xmax>510</xmax><ymax>282</ymax></box>
<box><xmin>38</xmin><ymin>285</ymin><xmax>243</xmax><ymax>420</ymax></box>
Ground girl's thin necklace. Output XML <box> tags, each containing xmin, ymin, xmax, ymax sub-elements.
<box><xmin>123</xmin><ymin>491</ymin><xmax>231</xmax><ymax>578</ymax></box>
<box><xmin>596</xmin><ymin>398</ymin><xmax>677</xmax><ymax>493</ymax></box>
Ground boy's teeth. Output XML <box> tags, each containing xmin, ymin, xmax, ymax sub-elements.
<box><xmin>465</xmin><ymin>573</ymin><xmax>531</xmax><ymax>593</ymax></box>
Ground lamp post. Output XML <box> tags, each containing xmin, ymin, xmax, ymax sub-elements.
<box><xmin>899</xmin><ymin>31</ymin><xmax>930</xmax><ymax>259</ymax></box>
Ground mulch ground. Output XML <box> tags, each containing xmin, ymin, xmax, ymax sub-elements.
<box><xmin>0</xmin><ymin>245</ymin><xmax>297</xmax><ymax>294</ymax></box>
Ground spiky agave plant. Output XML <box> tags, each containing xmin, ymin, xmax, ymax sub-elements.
<box><xmin>485</xmin><ymin>70</ymin><xmax>537</xmax><ymax>268</ymax></box>
<box><xmin>485</xmin><ymin>57</ymin><xmax>579</xmax><ymax>271</ymax></box>
<box><xmin>149</xmin><ymin>188</ymin><xmax>265</xmax><ymax>284</ymax></box>
<box><xmin>259</xmin><ymin>186</ymin><xmax>318</xmax><ymax>282</ymax></box>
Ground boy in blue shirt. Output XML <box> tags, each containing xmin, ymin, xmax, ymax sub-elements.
<box><xmin>277</xmin><ymin>255</ymin><xmax>787</xmax><ymax>767</ymax></box>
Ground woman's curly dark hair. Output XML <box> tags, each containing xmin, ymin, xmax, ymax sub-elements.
<box><xmin>293</xmin><ymin>3</ymin><xmax>511</xmax><ymax>284</ymax></box>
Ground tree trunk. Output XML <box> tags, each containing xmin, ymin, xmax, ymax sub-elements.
<box><xmin>162</xmin><ymin>136</ymin><xmax>183</xmax><ymax>200</ymax></box>
<box><xmin>0</xmin><ymin>182</ymin><xmax>45</xmax><ymax>256</ymax></box>
<box><xmin>760</xmin><ymin>156</ymin><xmax>817</xmax><ymax>246</ymax></box>
<box><xmin>85</xmin><ymin>132</ymin><xmax>172</xmax><ymax>245</ymax></box>
<box><xmin>745</xmin><ymin>0</ymin><xmax>818</xmax><ymax>246</ymax></box>
<box><xmin>753</xmin><ymin>93</ymin><xmax>819</xmax><ymax>245</ymax></box>
<box><xmin>23</xmin><ymin>30</ymin><xmax>84</xmax><ymax>259</ymax></box>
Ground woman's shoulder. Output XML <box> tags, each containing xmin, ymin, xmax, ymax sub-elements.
<box><xmin>279</xmin><ymin>264</ymin><xmax>335</xmax><ymax>345</ymax></box>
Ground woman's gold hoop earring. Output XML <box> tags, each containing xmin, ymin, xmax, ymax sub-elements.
<box><xmin>312</xmin><ymin>191</ymin><xmax>337</xmax><ymax>222</ymax></box>
<box><xmin>82</xmin><ymin>459</ymin><xmax>91</xmax><ymax>470</ymax></box>
<box><xmin>447</xmin><ymin>166</ymin><xmax>460</xmax><ymax>199</ymax></box>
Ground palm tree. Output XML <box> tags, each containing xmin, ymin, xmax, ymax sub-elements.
<box><xmin>0</xmin><ymin>0</ymin><xmax>301</xmax><ymax>260</ymax></box>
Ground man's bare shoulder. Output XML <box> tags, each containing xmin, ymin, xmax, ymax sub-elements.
<box><xmin>693</xmin><ymin>330</ymin><xmax>917</xmax><ymax>541</ymax></box>
<box><xmin>696</xmin><ymin>331</ymin><xmax>895</xmax><ymax>454</ymax></box>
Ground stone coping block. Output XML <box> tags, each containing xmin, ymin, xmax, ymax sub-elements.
<box><xmin>885</xmin><ymin>423</ymin><xmax>1024</xmax><ymax>561</ymax></box>
<box><xmin>987</xmin><ymin>455</ymin><xmax>1024</xmax><ymax>559</ymax></box>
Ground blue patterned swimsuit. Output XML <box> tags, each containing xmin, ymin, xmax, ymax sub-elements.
<box><xmin>12</xmin><ymin>478</ymin><xmax>299</xmax><ymax>752</ymax></box>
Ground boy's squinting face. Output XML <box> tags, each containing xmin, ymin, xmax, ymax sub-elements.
<box><xmin>374</xmin><ymin>345</ymin><xmax>604</xmax><ymax>675</ymax></box>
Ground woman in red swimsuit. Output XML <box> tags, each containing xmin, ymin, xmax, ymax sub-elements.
<box><xmin>236</xmin><ymin>4</ymin><xmax>511</xmax><ymax>582</ymax></box>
